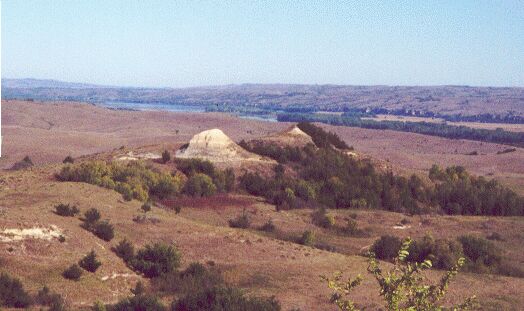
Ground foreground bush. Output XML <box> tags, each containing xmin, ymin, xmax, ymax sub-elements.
<box><xmin>83</xmin><ymin>208</ymin><xmax>101</xmax><ymax>227</ymax></box>
<box><xmin>162</xmin><ymin>150</ymin><xmax>171</xmax><ymax>164</ymax></box>
<box><xmin>113</xmin><ymin>239</ymin><xmax>135</xmax><ymax>262</ymax></box>
<box><xmin>106</xmin><ymin>293</ymin><xmax>166</xmax><ymax>311</ymax></box>
<box><xmin>0</xmin><ymin>272</ymin><xmax>32</xmax><ymax>308</ymax></box>
<box><xmin>176</xmin><ymin>158</ymin><xmax>235</xmax><ymax>193</ymax></box>
<box><xmin>172</xmin><ymin>286</ymin><xmax>281</xmax><ymax>311</ymax></box>
<box><xmin>311</xmin><ymin>208</ymin><xmax>335</xmax><ymax>228</ymax></box>
<box><xmin>63</xmin><ymin>155</ymin><xmax>75</xmax><ymax>164</ymax></box>
<box><xmin>35</xmin><ymin>286</ymin><xmax>66</xmax><ymax>310</ymax></box>
<box><xmin>131</xmin><ymin>243</ymin><xmax>182</xmax><ymax>278</ymax></box>
<box><xmin>79</xmin><ymin>250</ymin><xmax>102</xmax><ymax>272</ymax></box>
<box><xmin>54</xmin><ymin>203</ymin><xmax>80</xmax><ymax>217</ymax></box>
<box><xmin>370</xmin><ymin>235</ymin><xmax>402</xmax><ymax>260</ymax></box>
<box><xmin>154</xmin><ymin>262</ymin><xmax>224</xmax><ymax>296</ymax></box>
<box><xmin>93</xmin><ymin>220</ymin><xmax>115</xmax><ymax>241</ymax></box>
<box><xmin>183</xmin><ymin>173</ymin><xmax>217</xmax><ymax>197</ymax></box>
<box><xmin>457</xmin><ymin>235</ymin><xmax>507</xmax><ymax>275</ymax></box>
<box><xmin>63</xmin><ymin>264</ymin><xmax>83</xmax><ymax>281</ymax></box>
<box><xmin>300</xmin><ymin>230</ymin><xmax>316</xmax><ymax>246</ymax></box>
<box><xmin>81</xmin><ymin>209</ymin><xmax>114</xmax><ymax>241</ymax></box>
<box><xmin>408</xmin><ymin>235</ymin><xmax>464</xmax><ymax>270</ymax></box>
<box><xmin>260</xmin><ymin>219</ymin><xmax>276</xmax><ymax>232</ymax></box>
<box><xmin>323</xmin><ymin>238</ymin><xmax>476</xmax><ymax>310</ymax></box>
<box><xmin>10</xmin><ymin>156</ymin><xmax>34</xmax><ymax>170</ymax></box>
<box><xmin>228</xmin><ymin>209</ymin><xmax>251</xmax><ymax>229</ymax></box>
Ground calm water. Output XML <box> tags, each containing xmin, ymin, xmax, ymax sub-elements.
<box><xmin>99</xmin><ymin>101</ymin><xmax>205</xmax><ymax>113</ymax></box>
<box><xmin>99</xmin><ymin>101</ymin><xmax>278</xmax><ymax>122</ymax></box>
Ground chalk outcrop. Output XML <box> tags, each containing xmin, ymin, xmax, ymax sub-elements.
<box><xmin>176</xmin><ymin>129</ymin><xmax>273</xmax><ymax>163</ymax></box>
<box><xmin>251</xmin><ymin>125</ymin><xmax>314</xmax><ymax>147</ymax></box>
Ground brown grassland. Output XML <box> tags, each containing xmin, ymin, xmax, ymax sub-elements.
<box><xmin>1</xmin><ymin>100</ymin><xmax>524</xmax><ymax>310</ymax></box>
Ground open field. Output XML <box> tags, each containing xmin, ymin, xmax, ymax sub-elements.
<box><xmin>1</xmin><ymin>163</ymin><xmax>523</xmax><ymax>310</ymax></box>
<box><xmin>364</xmin><ymin>114</ymin><xmax>524</xmax><ymax>132</ymax></box>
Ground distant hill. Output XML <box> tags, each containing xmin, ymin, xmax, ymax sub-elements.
<box><xmin>2</xmin><ymin>78</ymin><xmax>524</xmax><ymax>117</ymax></box>
<box><xmin>1</xmin><ymin>78</ymin><xmax>107</xmax><ymax>89</ymax></box>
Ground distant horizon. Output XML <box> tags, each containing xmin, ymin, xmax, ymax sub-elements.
<box><xmin>3</xmin><ymin>1</ymin><xmax>523</xmax><ymax>88</ymax></box>
<box><xmin>3</xmin><ymin>77</ymin><xmax>523</xmax><ymax>90</ymax></box>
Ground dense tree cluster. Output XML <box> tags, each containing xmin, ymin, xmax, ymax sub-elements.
<box><xmin>240</xmin><ymin>143</ymin><xmax>423</xmax><ymax>213</ymax></box>
<box><xmin>296</xmin><ymin>121</ymin><xmax>351</xmax><ymax>149</ymax></box>
<box><xmin>176</xmin><ymin>158</ymin><xmax>235</xmax><ymax>195</ymax></box>
<box><xmin>278</xmin><ymin>113</ymin><xmax>524</xmax><ymax>147</ymax></box>
<box><xmin>430</xmin><ymin>165</ymin><xmax>524</xmax><ymax>216</ymax></box>
<box><xmin>239</xmin><ymin>140</ymin><xmax>304</xmax><ymax>163</ymax></box>
<box><xmin>58</xmin><ymin>161</ymin><xmax>183</xmax><ymax>202</ymax></box>
<box><xmin>240</xmin><ymin>123</ymin><xmax>523</xmax><ymax>216</ymax></box>
<box><xmin>371</xmin><ymin>234</ymin><xmax>523</xmax><ymax>277</ymax></box>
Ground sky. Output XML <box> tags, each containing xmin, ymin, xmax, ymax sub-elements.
<box><xmin>2</xmin><ymin>1</ymin><xmax>523</xmax><ymax>88</ymax></box>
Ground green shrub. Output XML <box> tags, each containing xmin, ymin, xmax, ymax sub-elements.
<box><xmin>10</xmin><ymin>156</ymin><xmax>34</xmax><ymax>170</ymax></box>
<box><xmin>58</xmin><ymin>235</ymin><xmax>66</xmax><ymax>243</ymax></box>
<box><xmin>54</xmin><ymin>203</ymin><xmax>80</xmax><ymax>217</ymax></box>
<box><xmin>131</xmin><ymin>281</ymin><xmax>145</xmax><ymax>296</ymax></box>
<box><xmin>155</xmin><ymin>262</ymin><xmax>224</xmax><ymax>296</ymax></box>
<box><xmin>162</xmin><ymin>150</ymin><xmax>171</xmax><ymax>164</ymax></box>
<box><xmin>141</xmin><ymin>202</ymin><xmax>152</xmax><ymax>213</ymax></box>
<box><xmin>407</xmin><ymin>235</ymin><xmax>464</xmax><ymax>270</ymax></box>
<box><xmin>176</xmin><ymin>158</ymin><xmax>215</xmax><ymax>176</ymax></box>
<box><xmin>58</xmin><ymin>160</ymin><xmax>182</xmax><ymax>201</ymax></box>
<box><xmin>338</xmin><ymin>219</ymin><xmax>369</xmax><ymax>237</ymax></box>
<box><xmin>79</xmin><ymin>250</ymin><xmax>102</xmax><ymax>272</ymax></box>
<box><xmin>228</xmin><ymin>209</ymin><xmax>251</xmax><ymax>229</ymax></box>
<box><xmin>486</xmin><ymin>232</ymin><xmax>503</xmax><ymax>241</ymax></box>
<box><xmin>63</xmin><ymin>264</ymin><xmax>83</xmax><ymax>281</ymax></box>
<box><xmin>93</xmin><ymin>220</ymin><xmax>115</xmax><ymax>241</ymax></box>
<box><xmin>183</xmin><ymin>173</ymin><xmax>217</xmax><ymax>197</ymax></box>
<box><xmin>323</xmin><ymin>238</ymin><xmax>476</xmax><ymax>311</ymax></box>
<box><xmin>295</xmin><ymin>180</ymin><xmax>316</xmax><ymax>201</ymax></box>
<box><xmin>35</xmin><ymin>286</ymin><xmax>65</xmax><ymax>310</ymax></box>
<box><xmin>300</xmin><ymin>230</ymin><xmax>316</xmax><ymax>246</ymax></box>
<box><xmin>371</xmin><ymin>235</ymin><xmax>402</xmax><ymax>260</ymax></box>
<box><xmin>311</xmin><ymin>208</ymin><xmax>335</xmax><ymax>229</ymax></box>
<box><xmin>63</xmin><ymin>155</ymin><xmax>75</xmax><ymax>164</ymax></box>
<box><xmin>113</xmin><ymin>239</ymin><xmax>135</xmax><ymax>262</ymax></box>
<box><xmin>260</xmin><ymin>219</ymin><xmax>276</xmax><ymax>232</ymax></box>
<box><xmin>92</xmin><ymin>300</ymin><xmax>107</xmax><ymax>311</ymax></box>
<box><xmin>117</xmin><ymin>183</ymin><xmax>134</xmax><ymax>201</ymax></box>
<box><xmin>297</xmin><ymin>122</ymin><xmax>349</xmax><ymax>149</ymax></box>
<box><xmin>84</xmin><ymin>208</ymin><xmax>101</xmax><ymax>227</ymax></box>
<box><xmin>107</xmin><ymin>294</ymin><xmax>166</xmax><ymax>311</ymax></box>
<box><xmin>458</xmin><ymin>235</ymin><xmax>501</xmax><ymax>268</ymax></box>
<box><xmin>172</xmin><ymin>286</ymin><xmax>281</xmax><ymax>311</ymax></box>
<box><xmin>131</xmin><ymin>243</ymin><xmax>182</xmax><ymax>278</ymax></box>
<box><xmin>0</xmin><ymin>272</ymin><xmax>32</xmax><ymax>308</ymax></box>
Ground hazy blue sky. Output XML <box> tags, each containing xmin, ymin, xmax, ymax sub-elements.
<box><xmin>2</xmin><ymin>1</ymin><xmax>523</xmax><ymax>87</ymax></box>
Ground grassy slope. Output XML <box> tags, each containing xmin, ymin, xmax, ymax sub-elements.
<box><xmin>1</xmin><ymin>163</ymin><xmax>523</xmax><ymax>310</ymax></box>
